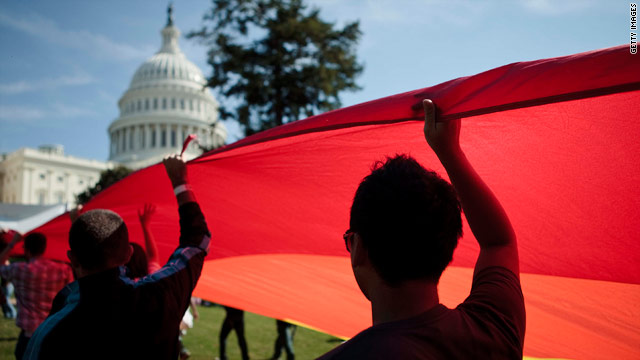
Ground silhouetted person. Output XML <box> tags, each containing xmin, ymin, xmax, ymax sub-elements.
<box><xmin>24</xmin><ymin>154</ymin><xmax>210</xmax><ymax>359</ymax></box>
<box><xmin>218</xmin><ymin>306</ymin><xmax>250</xmax><ymax>360</ymax></box>
<box><xmin>318</xmin><ymin>100</ymin><xmax>525</xmax><ymax>359</ymax></box>
<box><xmin>0</xmin><ymin>233</ymin><xmax>18</xmax><ymax>320</ymax></box>
<box><xmin>0</xmin><ymin>231</ymin><xmax>73</xmax><ymax>360</ymax></box>
<box><xmin>271</xmin><ymin>319</ymin><xmax>296</xmax><ymax>360</ymax></box>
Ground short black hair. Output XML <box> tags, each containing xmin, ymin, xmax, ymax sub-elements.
<box><xmin>69</xmin><ymin>209</ymin><xmax>130</xmax><ymax>271</ymax></box>
<box><xmin>25</xmin><ymin>233</ymin><xmax>47</xmax><ymax>256</ymax></box>
<box><xmin>350</xmin><ymin>154</ymin><xmax>462</xmax><ymax>285</ymax></box>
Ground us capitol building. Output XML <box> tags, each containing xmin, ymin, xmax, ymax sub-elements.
<box><xmin>0</xmin><ymin>6</ymin><xmax>226</xmax><ymax>208</ymax></box>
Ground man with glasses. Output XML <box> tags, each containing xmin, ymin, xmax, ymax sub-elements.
<box><xmin>319</xmin><ymin>99</ymin><xmax>525</xmax><ymax>359</ymax></box>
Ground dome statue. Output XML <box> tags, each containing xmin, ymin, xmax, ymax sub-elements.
<box><xmin>107</xmin><ymin>5</ymin><xmax>226</xmax><ymax>169</ymax></box>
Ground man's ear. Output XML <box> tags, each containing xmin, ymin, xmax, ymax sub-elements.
<box><xmin>350</xmin><ymin>233</ymin><xmax>373</xmax><ymax>301</ymax></box>
<box><xmin>351</xmin><ymin>233</ymin><xmax>369</xmax><ymax>267</ymax></box>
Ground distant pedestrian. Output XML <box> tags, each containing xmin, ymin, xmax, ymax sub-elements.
<box><xmin>218</xmin><ymin>306</ymin><xmax>250</xmax><ymax>360</ymax></box>
<box><xmin>271</xmin><ymin>319</ymin><xmax>296</xmax><ymax>360</ymax></box>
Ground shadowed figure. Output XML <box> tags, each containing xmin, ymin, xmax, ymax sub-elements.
<box><xmin>218</xmin><ymin>306</ymin><xmax>250</xmax><ymax>360</ymax></box>
<box><xmin>317</xmin><ymin>99</ymin><xmax>525</xmax><ymax>359</ymax></box>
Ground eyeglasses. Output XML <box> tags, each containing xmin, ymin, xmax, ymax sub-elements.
<box><xmin>343</xmin><ymin>229</ymin><xmax>354</xmax><ymax>253</ymax></box>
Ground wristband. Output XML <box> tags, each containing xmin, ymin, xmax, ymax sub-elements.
<box><xmin>173</xmin><ymin>184</ymin><xmax>193</xmax><ymax>196</ymax></box>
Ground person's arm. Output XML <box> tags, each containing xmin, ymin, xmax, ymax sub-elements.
<box><xmin>69</xmin><ymin>204</ymin><xmax>83</xmax><ymax>223</ymax></box>
<box><xmin>423</xmin><ymin>99</ymin><xmax>519</xmax><ymax>277</ymax></box>
<box><xmin>0</xmin><ymin>231</ymin><xmax>22</xmax><ymax>266</ymax></box>
<box><xmin>164</xmin><ymin>154</ymin><xmax>197</xmax><ymax>207</ymax></box>
<box><xmin>190</xmin><ymin>297</ymin><xmax>199</xmax><ymax>321</ymax></box>
<box><xmin>138</xmin><ymin>203</ymin><xmax>159</xmax><ymax>264</ymax></box>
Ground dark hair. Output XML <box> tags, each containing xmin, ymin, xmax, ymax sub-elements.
<box><xmin>126</xmin><ymin>243</ymin><xmax>149</xmax><ymax>279</ymax></box>
<box><xmin>350</xmin><ymin>154</ymin><xmax>462</xmax><ymax>285</ymax></box>
<box><xmin>69</xmin><ymin>209</ymin><xmax>130</xmax><ymax>271</ymax></box>
<box><xmin>25</xmin><ymin>233</ymin><xmax>47</xmax><ymax>256</ymax></box>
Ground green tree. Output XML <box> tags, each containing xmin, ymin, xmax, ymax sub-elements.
<box><xmin>189</xmin><ymin>0</ymin><xmax>363</xmax><ymax>136</ymax></box>
<box><xmin>75</xmin><ymin>166</ymin><xmax>132</xmax><ymax>205</ymax></box>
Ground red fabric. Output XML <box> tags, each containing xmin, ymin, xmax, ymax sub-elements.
<box><xmin>32</xmin><ymin>45</ymin><xmax>640</xmax><ymax>359</ymax></box>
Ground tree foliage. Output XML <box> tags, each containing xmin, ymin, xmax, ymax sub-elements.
<box><xmin>189</xmin><ymin>0</ymin><xmax>363</xmax><ymax>135</ymax></box>
<box><xmin>76</xmin><ymin>166</ymin><xmax>132</xmax><ymax>205</ymax></box>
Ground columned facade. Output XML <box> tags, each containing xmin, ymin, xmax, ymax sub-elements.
<box><xmin>107</xmin><ymin>6</ymin><xmax>226</xmax><ymax>170</ymax></box>
<box><xmin>0</xmin><ymin>146</ymin><xmax>111</xmax><ymax>206</ymax></box>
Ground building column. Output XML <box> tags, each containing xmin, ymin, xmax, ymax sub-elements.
<box><xmin>25</xmin><ymin>167</ymin><xmax>33</xmax><ymax>204</ymax></box>
<box><xmin>144</xmin><ymin>124</ymin><xmax>150</xmax><ymax>149</ymax></box>
<box><xmin>109</xmin><ymin>133</ymin><xmax>114</xmax><ymax>156</ymax></box>
<box><xmin>132</xmin><ymin>126</ymin><xmax>138</xmax><ymax>151</ymax></box>
<box><xmin>126</xmin><ymin>127</ymin><xmax>132</xmax><ymax>152</ymax></box>
<box><xmin>64</xmin><ymin>172</ymin><xmax>70</xmax><ymax>205</ymax></box>
<box><xmin>46</xmin><ymin>169</ymin><xmax>53</xmax><ymax>204</ymax></box>
<box><xmin>177</xmin><ymin>123</ymin><xmax>183</xmax><ymax>147</ymax></box>
<box><xmin>120</xmin><ymin>128</ymin><xmax>125</xmax><ymax>152</ymax></box>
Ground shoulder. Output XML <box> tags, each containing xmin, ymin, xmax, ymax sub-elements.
<box><xmin>317</xmin><ymin>323</ymin><xmax>437</xmax><ymax>360</ymax></box>
<box><xmin>0</xmin><ymin>261</ymin><xmax>24</xmax><ymax>279</ymax></box>
<box><xmin>39</xmin><ymin>259</ymin><xmax>73</xmax><ymax>275</ymax></box>
<box><xmin>458</xmin><ymin>266</ymin><xmax>525</xmax><ymax>352</ymax></box>
<box><xmin>317</xmin><ymin>331</ymin><xmax>388</xmax><ymax>360</ymax></box>
<box><xmin>464</xmin><ymin>266</ymin><xmax>524</xmax><ymax>309</ymax></box>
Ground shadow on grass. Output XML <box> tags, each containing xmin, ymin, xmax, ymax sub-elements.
<box><xmin>326</xmin><ymin>338</ymin><xmax>344</xmax><ymax>343</ymax></box>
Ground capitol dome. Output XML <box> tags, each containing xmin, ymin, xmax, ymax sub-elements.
<box><xmin>108</xmin><ymin>5</ymin><xmax>226</xmax><ymax>169</ymax></box>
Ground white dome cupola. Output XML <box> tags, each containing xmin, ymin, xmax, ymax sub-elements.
<box><xmin>108</xmin><ymin>4</ymin><xmax>226</xmax><ymax>169</ymax></box>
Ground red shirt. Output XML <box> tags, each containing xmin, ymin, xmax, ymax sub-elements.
<box><xmin>0</xmin><ymin>257</ymin><xmax>73</xmax><ymax>334</ymax></box>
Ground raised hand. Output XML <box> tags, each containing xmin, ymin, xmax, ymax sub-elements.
<box><xmin>423</xmin><ymin>99</ymin><xmax>461</xmax><ymax>158</ymax></box>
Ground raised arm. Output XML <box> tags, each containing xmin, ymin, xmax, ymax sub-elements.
<box><xmin>162</xmin><ymin>154</ymin><xmax>210</xmax><ymax>252</ymax></box>
<box><xmin>0</xmin><ymin>231</ymin><xmax>22</xmax><ymax>266</ymax></box>
<box><xmin>138</xmin><ymin>203</ymin><xmax>159</xmax><ymax>265</ymax></box>
<box><xmin>163</xmin><ymin>154</ymin><xmax>197</xmax><ymax>207</ymax></box>
<box><xmin>423</xmin><ymin>99</ymin><xmax>519</xmax><ymax>277</ymax></box>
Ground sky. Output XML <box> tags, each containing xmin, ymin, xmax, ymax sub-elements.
<box><xmin>0</xmin><ymin>0</ymin><xmax>628</xmax><ymax>161</ymax></box>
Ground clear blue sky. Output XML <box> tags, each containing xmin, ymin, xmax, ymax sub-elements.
<box><xmin>0</xmin><ymin>0</ymin><xmax>627</xmax><ymax>161</ymax></box>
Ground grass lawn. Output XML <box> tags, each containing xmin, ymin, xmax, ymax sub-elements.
<box><xmin>0</xmin><ymin>303</ymin><xmax>343</xmax><ymax>359</ymax></box>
